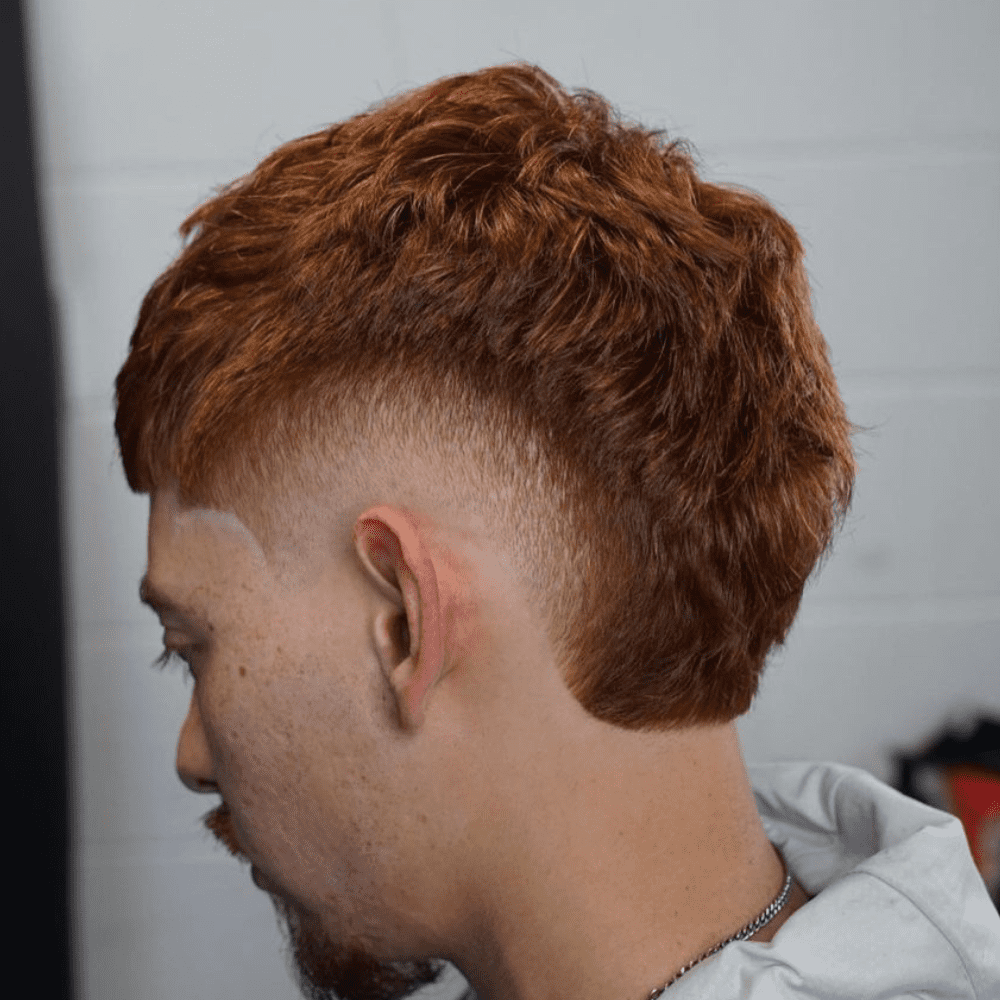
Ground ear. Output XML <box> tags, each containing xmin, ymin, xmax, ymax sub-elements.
<box><xmin>352</xmin><ymin>506</ymin><xmax>444</xmax><ymax>730</ymax></box>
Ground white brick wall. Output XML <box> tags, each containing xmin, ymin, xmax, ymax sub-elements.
<box><xmin>23</xmin><ymin>2</ymin><xmax>1000</xmax><ymax>998</ymax></box>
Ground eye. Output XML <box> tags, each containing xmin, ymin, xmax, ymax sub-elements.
<box><xmin>152</xmin><ymin>647</ymin><xmax>195</xmax><ymax>682</ymax></box>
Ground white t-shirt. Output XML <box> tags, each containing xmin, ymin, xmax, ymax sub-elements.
<box><xmin>666</xmin><ymin>760</ymin><xmax>1000</xmax><ymax>998</ymax></box>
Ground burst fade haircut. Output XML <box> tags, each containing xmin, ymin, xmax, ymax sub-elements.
<box><xmin>116</xmin><ymin>62</ymin><xmax>855</xmax><ymax>731</ymax></box>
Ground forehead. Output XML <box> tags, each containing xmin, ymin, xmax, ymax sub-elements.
<box><xmin>144</xmin><ymin>486</ymin><xmax>275</xmax><ymax>621</ymax></box>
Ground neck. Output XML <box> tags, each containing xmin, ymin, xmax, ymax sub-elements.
<box><xmin>453</xmin><ymin>724</ymin><xmax>793</xmax><ymax>1000</ymax></box>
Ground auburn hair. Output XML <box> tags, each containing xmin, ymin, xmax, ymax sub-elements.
<box><xmin>116</xmin><ymin>63</ymin><xmax>855</xmax><ymax>730</ymax></box>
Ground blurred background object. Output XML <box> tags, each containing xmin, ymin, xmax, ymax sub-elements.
<box><xmin>894</xmin><ymin>715</ymin><xmax>1000</xmax><ymax>910</ymax></box>
<box><xmin>2</xmin><ymin>1</ymin><xmax>71</xmax><ymax>998</ymax></box>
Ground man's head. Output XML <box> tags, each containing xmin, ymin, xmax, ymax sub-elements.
<box><xmin>118</xmin><ymin>63</ymin><xmax>854</xmax><ymax>999</ymax></box>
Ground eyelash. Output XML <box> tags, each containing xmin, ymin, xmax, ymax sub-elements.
<box><xmin>153</xmin><ymin>648</ymin><xmax>195</xmax><ymax>681</ymax></box>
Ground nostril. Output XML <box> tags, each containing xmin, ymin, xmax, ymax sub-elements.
<box><xmin>182</xmin><ymin>772</ymin><xmax>217</xmax><ymax>794</ymax></box>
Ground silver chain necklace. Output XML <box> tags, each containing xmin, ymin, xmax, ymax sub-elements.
<box><xmin>646</xmin><ymin>866</ymin><xmax>794</xmax><ymax>997</ymax></box>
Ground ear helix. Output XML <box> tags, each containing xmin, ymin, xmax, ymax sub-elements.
<box><xmin>353</xmin><ymin>520</ymin><xmax>405</xmax><ymax>606</ymax></box>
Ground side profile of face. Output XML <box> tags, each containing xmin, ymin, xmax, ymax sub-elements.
<box><xmin>142</xmin><ymin>484</ymin><xmax>465</xmax><ymax>1000</ymax></box>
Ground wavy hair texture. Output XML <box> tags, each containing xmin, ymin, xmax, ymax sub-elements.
<box><xmin>116</xmin><ymin>63</ymin><xmax>855</xmax><ymax>730</ymax></box>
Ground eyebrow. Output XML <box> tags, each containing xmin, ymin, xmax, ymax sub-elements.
<box><xmin>138</xmin><ymin>575</ymin><xmax>207</xmax><ymax>627</ymax></box>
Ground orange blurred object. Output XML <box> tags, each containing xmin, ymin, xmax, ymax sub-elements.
<box><xmin>943</xmin><ymin>764</ymin><xmax>1000</xmax><ymax>901</ymax></box>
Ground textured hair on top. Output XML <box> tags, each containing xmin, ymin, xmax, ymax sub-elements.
<box><xmin>116</xmin><ymin>62</ymin><xmax>855</xmax><ymax>730</ymax></box>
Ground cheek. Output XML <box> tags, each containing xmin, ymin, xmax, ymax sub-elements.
<box><xmin>215</xmin><ymin>722</ymin><xmax>324</xmax><ymax>882</ymax></box>
<box><xmin>194</xmin><ymin>671</ymin><xmax>295</xmax><ymax>827</ymax></box>
<box><xmin>198</xmin><ymin>674</ymin><xmax>328</xmax><ymax>855</ymax></box>
<box><xmin>199</xmin><ymin>615</ymin><xmax>395</xmax><ymax>884</ymax></box>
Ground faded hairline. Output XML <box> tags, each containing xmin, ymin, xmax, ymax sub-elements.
<box><xmin>159</xmin><ymin>370</ymin><xmax>584</xmax><ymax>665</ymax></box>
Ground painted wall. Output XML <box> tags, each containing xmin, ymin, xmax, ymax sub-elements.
<box><xmin>22</xmin><ymin>2</ymin><xmax>1000</xmax><ymax>998</ymax></box>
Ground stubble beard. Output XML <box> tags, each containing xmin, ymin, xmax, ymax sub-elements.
<box><xmin>272</xmin><ymin>893</ymin><xmax>445</xmax><ymax>1000</ymax></box>
<box><xmin>204</xmin><ymin>802</ymin><xmax>446</xmax><ymax>1000</ymax></box>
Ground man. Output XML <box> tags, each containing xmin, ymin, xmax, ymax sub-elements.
<box><xmin>116</xmin><ymin>64</ymin><xmax>1000</xmax><ymax>1000</ymax></box>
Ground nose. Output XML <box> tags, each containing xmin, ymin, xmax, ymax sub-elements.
<box><xmin>176</xmin><ymin>694</ymin><xmax>218</xmax><ymax>793</ymax></box>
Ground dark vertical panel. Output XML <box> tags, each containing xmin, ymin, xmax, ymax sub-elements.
<box><xmin>1</xmin><ymin>2</ymin><xmax>72</xmax><ymax>998</ymax></box>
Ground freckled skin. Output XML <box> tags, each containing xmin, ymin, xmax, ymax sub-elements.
<box><xmin>146</xmin><ymin>483</ymin><xmax>810</xmax><ymax>1000</ymax></box>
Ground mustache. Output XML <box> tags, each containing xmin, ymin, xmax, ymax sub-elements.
<box><xmin>203</xmin><ymin>800</ymin><xmax>249</xmax><ymax>862</ymax></box>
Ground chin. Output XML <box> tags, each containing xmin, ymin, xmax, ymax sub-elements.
<box><xmin>270</xmin><ymin>896</ymin><xmax>446</xmax><ymax>1000</ymax></box>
